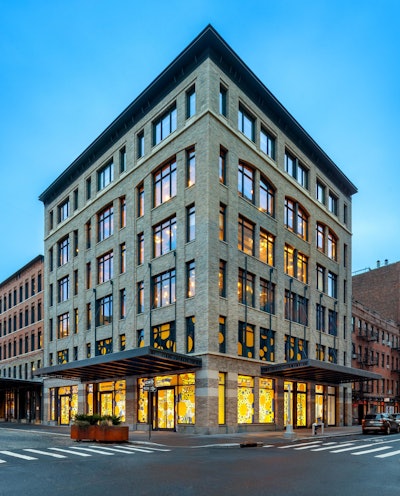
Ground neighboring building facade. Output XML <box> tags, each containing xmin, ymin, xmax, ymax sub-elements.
<box><xmin>0</xmin><ymin>255</ymin><xmax>44</xmax><ymax>422</ymax></box>
<box><xmin>37</xmin><ymin>26</ymin><xmax>375</xmax><ymax>433</ymax></box>
<box><xmin>353</xmin><ymin>261</ymin><xmax>400</xmax><ymax>324</ymax></box>
<box><xmin>352</xmin><ymin>299</ymin><xmax>400</xmax><ymax>423</ymax></box>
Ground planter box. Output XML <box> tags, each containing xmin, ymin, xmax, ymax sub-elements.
<box><xmin>71</xmin><ymin>424</ymin><xmax>129</xmax><ymax>442</ymax></box>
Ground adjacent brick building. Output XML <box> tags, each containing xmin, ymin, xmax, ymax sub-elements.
<box><xmin>0</xmin><ymin>255</ymin><xmax>44</xmax><ymax>421</ymax></box>
<box><xmin>36</xmin><ymin>25</ymin><xmax>376</xmax><ymax>433</ymax></box>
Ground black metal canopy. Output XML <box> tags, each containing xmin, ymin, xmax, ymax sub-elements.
<box><xmin>34</xmin><ymin>346</ymin><xmax>202</xmax><ymax>382</ymax></box>
<box><xmin>261</xmin><ymin>359</ymin><xmax>381</xmax><ymax>385</ymax></box>
<box><xmin>0</xmin><ymin>378</ymin><xmax>42</xmax><ymax>392</ymax></box>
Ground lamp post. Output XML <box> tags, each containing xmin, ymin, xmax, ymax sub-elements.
<box><xmin>284</xmin><ymin>382</ymin><xmax>295</xmax><ymax>438</ymax></box>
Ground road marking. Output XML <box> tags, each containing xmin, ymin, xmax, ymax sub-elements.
<box><xmin>279</xmin><ymin>441</ymin><xmax>322</xmax><ymax>449</ymax></box>
<box><xmin>123</xmin><ymin>445</ymin><xmax>171</xmax><ymax>452</ymax></box>
<box><xmin>351</xmin><ymin>446</ymin><xmax>392</xmax><ymax>455</ymax></box>
<box><xmin>68</xmin><ymin>447</ymin><xmax>114</xmax><ymax>456</ymax></box>
<box><xmin>330</xmin><ymin>443</ymin><xmax>377</xmax><ymax>453</ymax></box>
<box><xmin>262</xmin><ymin>445</ymin><xmax>274</xmax><ymax>448</ymax></box>
<box><xmin>0</xmin><ymin>459</ymin><xmax>6</xmax><ymax>464</ymax></box>
<box><xmin>114</xmin><ymin>446</ymin><xmax>154</xmax><ymax>453</ymax></box>
<box><xmin>23</xmin><ymin>449</ymin><xmax>66</xmax><ymax>459</ymax></box>
<box><xmin>311</xmin><ymin>443</ymin><xmax>353</xmax><ymax>452</ymax></box>
<box><xmin>375</xmin><ymin>449</ymin><xmax>400</xmax><ymax>458</ymax></box>
<box><xmin>87</xmin><ymin>446</ymin><xmax>136</xmax><ymax>454</ymax></box>
<box><xmin>0</xmin><ymin>450</ymin><xmax>37</xmax><ymax>461</ymax></box>
<box><xmin>49</xmin><ymin>448</ymin><xmax>92</xmax><ymax>457</ymax></box>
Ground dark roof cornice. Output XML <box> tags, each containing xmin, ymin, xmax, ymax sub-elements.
<box><xmin>39</xmin><ymin>25</ymin><xmax>356</xmax><ymax>204</ymax></box>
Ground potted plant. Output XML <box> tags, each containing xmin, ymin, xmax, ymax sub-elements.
<box><xmin>71</xmin><ymin>414</ymin><xmax>102</xmax><ymax>441</ymax></box>
<box><xmin>71</xmin><ymin>414</ymin><xmax>129</xmax><ymax>442</ymax></box>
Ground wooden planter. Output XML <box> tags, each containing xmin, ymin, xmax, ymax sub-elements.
<box><xmin>71</xmin><ymin>424</ymin><xmax>129</xmax><ymax>442</ymax></box>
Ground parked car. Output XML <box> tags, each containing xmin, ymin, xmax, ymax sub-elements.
<box><xmin>390</xmin><ymin>413</ymin><xmax>400</xmax><ymax>425</ymax></box>
<box><xmin>362</xmin><ymin>413</ymin><xmax>400</xmax><ymax>435</ymax></box>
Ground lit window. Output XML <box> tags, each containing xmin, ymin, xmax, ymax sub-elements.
<box><xmin>327</xmin><ymin>230</ymin><xmax>338</xmax><ymax>261</ymax></box>
<box><xmin>260</xmin><ymin>229</ymin><xmax>274</xmax><ymax>266</ymax></box>
<box><xmin>58</xmin><ymin>276</ymin><xmax>69</xmax><ymax>303</ymax></box>
<box><xmin>260</xmin><ymin>176</ymin><xmax>275</xmax><ymax>216</ymax></box>
<box><xmin>238</xmin><ymin>268</ymin><xmax>255</xmax><ymax>307</ymax></box>
<box><xmin>153</xmin><ymin>106</ymin><xmax>177</xmax><ymax>145</ymax></box>
<box><xmin>260</xmin><ymin>279</ymin><xmax>275</xmax><ymax>313</ymax></box>
<box><xmin>219</xmin><ymin>147</ymin><xmax>227</xmax><ymax>184</ymax></box>
<box><xmin>153</xmin><ymin>216</ymin><xmax>177</xmax><ymax>257</ymax></box>
<box><xmin>284</xmin><ymin>198</ymin><xmax>308</xmax><ymax>240</ymax></box>
<box><xmin>186</xmin><ymin>261</ymin><xmax>195</xmax><ymax>298</ymax></box>
<box><xmin>186</xmin><ymin>147</ymin><xmax>195</xmax><ymax>187</ymax></box>
<box><xmin>57</xmin><ymin>313</ymin><xmax>69</xmax><ymax>339</ymax></box>
<box><xmin>152</xmin><ymin>269</ymin><xmax>176</xmax><ymax>308</ymax></box>
<box><xmin>219</xmin><ymin>260</ymin><xmax>226</xmax><ymax>297</ymax></box>
<box><xmin>120</xmin><ymin>196</ymin><xmax>126</xmax><ymax>229</ymax></box>
<box><xmin>316</xmin><ymin>223</ymin><xmax>325</xmax><ymax>252</ymax></box>
<box><xmin>153</xmin><ymin>159</ymin><xmax>177</xmax><ymax>207</ymax></box>
<box><xmin>238</xmin><ymin>162</ymin><xmax>254</xmax><ymax>203</ymax></box>
<box><xmin>284</xmin><ymin>244</ymin><xmax>295</xmax><ymax>277</ymax></box>
<box><xmin>219</xmin><ymin>203</ymin><xmax>226</xmax><ymax>241</ymax></box>
<box><xmin>238</xmin><ymin>216</ymin><xmax>255</xmax><ymax>256</ymax></box>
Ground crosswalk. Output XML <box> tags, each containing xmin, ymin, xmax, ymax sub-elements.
<box><xmin>0</xmin><ymin>444</ymin><xmax>170</xmax><ymax>465</ymax></box>
<box><xmin>270</xmin><ymin>437</ymin><xmax>400</xmax><ymax>459</ymax></box>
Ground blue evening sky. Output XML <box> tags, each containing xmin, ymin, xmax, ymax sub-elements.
<box><xmin>0</xmin><ymin>0</ymin><xmax>399</xmax><ymax>282</ymax></box>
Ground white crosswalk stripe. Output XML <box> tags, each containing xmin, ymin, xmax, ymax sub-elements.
<box><xmin>86</xmin><ymin>445</ymin><xmax>136</xmax><ymax>454</ymax></box>
<box><xmin>24</xmin><ymin>449</ymin><xmax>66</xmax><ymax>458</ymax></box>
<box><xmin>351</xmin><ymin>446</ymin><xmax>392</xmax><ymax>455</ymax></box>
<box><xmin>0</xmin><ymin>450</ymin><xmax>37</xmax><ymax>461</ymax></box>
<box><xmin>311</xmin><ymin>442</ymin><xmax>354</xmax><ymax>451</ymax></box>
<box><xmin>67</xmin><ymin>446</ymin><xmax>115</xmax><ymax>455</ymax></box>
<box><xmin>279</xmin><ymin>441</ymin><xmax>322</xmax><ymax>449</ymax></box>
<box><xmin>49</xmin><ymin>448</ymin><xmax>92</xmax><ymax>457</ymax></box>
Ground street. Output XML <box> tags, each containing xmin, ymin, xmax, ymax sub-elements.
<box><xmin>1</xmin><ymin>426</ymin><xmax>400</xmax><ymax>495</ymax></box>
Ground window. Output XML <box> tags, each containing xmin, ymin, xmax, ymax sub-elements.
<box><xmin>260</xmin><ymin>279</ymin><xmax>275</xmax><ymax>314</ymax></box>
<box><xmin>219</xmin><ymin>85</ymin><xmax>227</xmax><ymax>116</ymax></box>
<box><xmin>260</xmin><ymin>229</ymin><xmax>274</xmax><ymax>266</ymax></box>
<box><xmin>219</xmin><ymin>147</ymin><xmax>226</xmax><ymax>184</ymax></box>
<box><xmin>238</xmin><ymin>268</ymin><xmax>255</xmax><ymax>307</ymax></box>
<box><xmin>153</xmin><ymin>216</ymin><xmax>177</xmax><ymax>257</ymax></box>
<box><xmin>219</xmin><ymin>203</ymin><xmax>226</xmax><ymax>241</ymax></box>
<box><xmin>153</xmin><ymin>105</ymin><xmax>177</xmax><ymax>145</ymax></box>
<box><xmin>219</xmin><ymin>316</ymin><xmax>226</xmax><ymax>353</ymax></box>
<box><xmin>86</xmin><ymin>177</ymin><xmax>92</xmax><ymax>200</ymax></box>
<box><xmin>186</xmin><ymin>261</ymin><xmax>195</xmax><ymax>298</ymax></box>
<box><xmin>238</xmin><ymin>105</ymin><xmax>255</xmax><ymax>141</ymax></box>
<box><xmin>186</xmin><ymin>316</ymin><xmax>195</xmax><ymax>353</ymax></box>
<box><xmin>85</xmin><ymin>220</ymin><xmax>91</xmax><ymax>249</ymax></box>
<box><xmin>284</xmin><ymin>198</ymin><xmax>308</xmax><ymax>240</ymax></box>
<box><xmin>260</xmin><ymin>329</ymin><xmax>275</xmax><ymax>362</ymax></box>
<box><xmin>316</xmin><ymin>303</ymin><xmax>326</xmax><ymax>332</ymax></box>
<box><xmin>285</xmin><ymin>151</ymin><xmax>308</xmax><ymax>188</ymax></box>
<box><xmin>186</xmin><ymin>204</ymin><xmax>195</xmax><ymax>242</ymax></box>
<box><xmin>328</xmin><ymin>309</ymin><xmax>337</xmax><ymax>336</ymax></box>
<box><xmin>284</xmin><ymin>244</ymin><xmax>294</xmax><ymax>277</ymax></box>
<box><xmin>97</xmin><ymin>251</ymin><xmax>113</xmax><ymax>284</ymax></box>
<box><xmin>316</xmin><ymin>265</ymin><xmax>325</xmax><ymax>292</ymax></box>
<box><xmin>238</xmin><ymin>322</ymin><xmax>254</xmax><ymax>358</ymax></box>
<box><xmin>260</xmin><ymin>176</ymin><xmax>275</xmax><ymax>216</ymax></box>
<box><xmin>327</xmin><ymin>230</ymin><xmax>338</xmax><ymax>261</ymax></box>
<box><xmin>73</xmin><ymin>230</ymin><xmax>78</xmax><ymax>256</ymax></box>
<box><xmin>58</xmin><ymin>237</ymin><xmax>69</xmax><ymax>266</ymax></box>
<box><xmin>96</xmin><ymin>338</ymin><xmax>113</xmax><ymax>356</ymax></box>
<box><xmin>137</xmin><ymin>232</ymin><xmax>144</xmax><ymax>265</ymax></box>
<box><xmin>137</xmin><ymin>131</ymin><xmax>145</xmax><ymax>158</ymax></box>
<box><xmin>96</xmin><ymin>295</ymin><xmax>113</xmax><ymax>326</ymax></box>
<box><xmin>238</xmin><ymin>216</ymin><xmax>255</xmax><ymax>256</ymax></box>
<box><xmin>86</xmin><ymin>262</ymin><xmax>92</xmax><ymax>289</ymax></box>
<box><xmin>152</xmin><ymin>269</ymin><xmax>176</xmax><ymax>308</ymax></box>
<box><xmin>120</xmin><ymin>243</ymin><xmax>126</xmax><ymax>273</ymax></box>
<box><xmin>186</xmin><ymin>147</ymin><xmax>195</xmax><ymax>187</ymax></box>
<box><xmin>186</xmin><ymin>87</ymin><xmax>196</xmax><ymax>118</ymax></box>
<box><xmin>316</xmin><ymin>223</ymin><xmax>325</xmax><ymax>252</ymax></box>
<box><xmin>152</xmin><ymin>322</ymin><xmax>176</xmax><ymax>352</ymax></box>
<box><xmin>316</xmin><ymin>343</ymin><xmax>325</xmax><ymax>361</ymax></box>
<box><xmin>328</xmin><ymin>272</ymin><xmax>338</xmax><ymax>298</ymax></box>
<box><xmin>58</xmin><ymin>199</ymin><xmax>69</xmax><ymax>223</ymax></box>
<box><xmin>137</xmin><ymin>183</ymin><xmax>144</xmax><ymax>217</ymax></box>
<box><xmin>316</xmin><ymin>180</ymin><xmax>326</xmax><ymax>204</ymax></box>
<box><xmin>328</xmin><ymin>192</ymin><xmax>338</xmax><ymax>215</ymax></box>
<box><xmin>284</xmin><ymin>291</ymin><xmax>308</xmax><ymax>325</ymax></box>
<box><xmin>120</xmin><ymin>146</ymin><xmax>126</xmax><ymax>173</ymax></box>
<box><xmin>238</xmin><ymin>162</ymin><xmax>254</xmax><ymax>203</ymax></box>
<box><xmin>137</xmin><ymin>281</ymin><xmax>144</xmax><ymax>313</ymax></box>
<box><xmin>297</xmin><ymin>252</ymin><xmax>308</xmax><ymax>284</ymax></box>
<box><xmin>219</xmin><ymin>260</ymin><xmax>226</xmax><ymax>297</ymax></box>
<box><xmin>120</xmin><ymin>196</ymin><xmax>126</xmax><ymax>228</ymax></box>
<box><xmin>260</xmin><ymin>127</ymin><xmax>275</xmax><ymax>159</ymax></box>
<box><xmin>137</xmin><ymin>329</ymin><xmax>144</xmax><ymax>348</ymax></box>
<box><xmin>98</xmin><ymin>205</ymin><xmax>113</xmax><ymax>241</ymax></box>
<box><xmin>57</xmin><ymin>313</ymin><xmax>69</xmax><ymax>339</ymax></box>
<box><xmin>153</xmin><ymin>159</ymin><xmax>177</xmax><ymax>207</ymax></box>
<box><xmin>97</xmin><ymin>161</ymin><xmax>114</xmax><ymax>191</ymax></box>
<box><xmin>58</xmin><ymin>276</ymin><xmax>69</xmax><ymax>303</ymax></box>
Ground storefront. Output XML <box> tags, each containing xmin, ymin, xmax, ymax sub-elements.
<box><xmin>0</xmin><ymin>379</ymin><xmax>42</xmax><ymax>423</ymax></box>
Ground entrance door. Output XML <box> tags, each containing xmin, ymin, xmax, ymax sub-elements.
<box><xmin>155</xmin><ymin>388</ymin><xmax>175</xmax><ymax>430</ymax></box>
<box><xmin>60</xmin><ymin>396</ymin><xmax>70</xmax><ymax>425</ymax></box>
<box><xmin>100</xmin><ymin>392</ymin><xmax>113</xmax><ymax>417</ymax></box>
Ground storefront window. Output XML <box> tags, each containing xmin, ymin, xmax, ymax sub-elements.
<box><xmin>137</xmin><ymin>378</ymin><xmax>148</xmax><ymax>423</ymax></box>
<box><xmin>296</xmin><ymin>383</ymin><xmax>307</xmax><ymax>426</ymax></box>
<box><xmin>218</xmin><ymin>373</ymin><xmax>226</xmax><ymax>425</ymax></box>
<box><xmin>49</xmin><ymin>388</ymin><xmax>56</xmax><ymax>421</ymax></box>
<box><xmin>238</xmin><ymin>375</ymin><xmax>254</xmax><ymax>424</ymax></box>
<box><xmin>177</xmin><ymin>373</ymin><xmax>195</xmax><ymax>424</ymax></box>
<box><xmin>87</xmin><ymin>384</ymin><xmax>94</xmax><ymax>415</ymax></box>
<box><xmin>315</xmin><ymin>384</ymin><xmax>324</xmax><ymax>422</ymax></box>
<box><xmin>98</xmin><ymin>380</ymin><xmax>126</xmax><ymax>421</ymax></box>
<box><xmin>327</xmin><ymin>386</ymin><xmax>336</xmax><ymax>425</ymax></box>
<box><xmin>259</xmin><ymin>378</ymin><xmax>274</xmax><ymax>423</ymax></box>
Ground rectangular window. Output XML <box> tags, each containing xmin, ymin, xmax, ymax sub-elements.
<box><xmin>328</xmin><ymin>272</ymin><xmax>338</xmax><ymax>298</ymax></box>
<box><xmin>119</xmin><ymin>146</ymin><xmax>126</xmax><ymax>173</ymax></box>
<box><xmin>328</xmin><ymin>309</ymin><xmax>337</xmax><ymax>336</ymax></box>
<box><xmin>316</xmin><ymin>180</ymin><xmax>326</xmax><ymax>204</ymax></box>
<box><xmin>153</xmin><ymin>105</ymin><xmax>177</xmax><ymax>145</ymax></box>
<box><xmin>218</xmin><ymin>372</ymin><xmax>226</xmax><ymax>424</ymax></box>
<box><xmin>219</xmin><ymin>85</ymin><xmax>227</xmax><ymax>116</ymax></box>
<box><xmin>285</xmin><ymin>335</ymin><xmax>308</xmax><ymax>361</ymax></box>
<box><xmin>260</xmin><ymin>279</ymin><xmax>275</xmax><ymax>314</ymax></box>
<box><xmin>137</xmin><ymin>232</ymin><xmax>144</xmax><ymax>265</ymax></box>
<box><xmin>186</xmin><ymin>204</ymin><xmax>195</xmax><ymax>242</ymax></box>
<box><xmin>284</xmin><ymin>244</ymin><xmax>295</xmax><ymax>277</ymax></box>
<box><xmin>297</xmin><ymin>252</ymin><xmax>308</xmax><ymax>284</ymax></box>
<box><xmin>152</xmin><ymin>269</ymin><xmax>176</xmax><ymax>308</ymax></box>
<box><xmin>98</xmin><ymin>205</ymin><xmax>114</xmax><ymax>241</ymax></box>
<box><xmin>219</xmin><ymin>203</ymin><xmax>226</xmax><ymax>242</ymax></box>
<box><xmin>58</xmin><ymin>276</ymin><xmax>69</xmax><ymax>303</ymax></box>
<box><xmin>316</xmin><ymin>264</ymin><xmax>325</xmax><ymax>292</ymax></box>
<box><xmin>73</xmin><ymin>230</ymin><xmax>78</xmax><ymax>256</ymax></box>
<box><xmin>316</xmin><ymin>303</ymin><xmax>326</xmax><ymax>332</ymax></box>
<box><xmin>120</xmin><ymin>289</ymin><xmax>126</xmax><ymax>319</ymax></box>
<box><xmin>186</xmin><ymin>316</ymin><xmax>195</xmax><ymax>353</ymax></box>
<box><xmin>260</xmin><ymin>176</ymin><xmax>275</xmax><ymax>216</ymax></box>
<box><xmin>260</xmin><ymin>127</ymin><xmax>275</xmax><ymax>159</ymax></box>
<box><xmin>86</xmin><ymin>262</ymin><xmax>92</xmax><ymax>289</ymax></box>
<box><xmin>285</xmin><ymin>290</ymin><xmax>308</xmax><ymax>325</ymax></box>
<box><xmin>153</xmin><ymin>216</ymin><xmax>177</xmax><ymax>257</ymax></box>
<box><xmin>85</xmin><ymin>220</ymin><xmax>91</xmax><ymax>249</ymax></box>
<box><xmin>152</xmin><ymin>322</ymin><xmax>176</xmax><ymax>352</ymax></box>
<box><xmin>260</xmin><ymin>229</ymin><xmax>274</xmax><ymax>266</ymax></box>
<box><xmin>316</xmin><ymin>223</ymin><xmax>325</xmax><ymax>252</ymax></box>
<box><xmin>57</xmin><ymin>313</ymin><xmax>69</xmax><ymax>339</ymax></box>
<box><xmin>186</xmin><ymin>260</ymin><xmax>195</xmax><ymax>298</ymax></box>
<box><xmin>137</xmin><ymin>329</ymin><xmax>144</xmax><ymax>348</ymax></box>
<box><xmin>58</xmin><ymin>237</ymin><xmax>69</xmax><ymax>266</ymax></box>
<box><xmin>260</xmin><ymin>329</ymin><xmax>275</xmax><ymax>362</ymax></box>
<box><xmin>285</xmin><ymin>151</ymin><xmax>308</xmax><ymax>188</ymax></box>
<box><xmin>153</xmin><ymin>159</ymin><xmax>177</xmax><ymax>207</ymax></box>
<box><xmin>120</xmin><ymin>242</ymin><xmax>126</xmax><ymax>274</ymax></box>
<box><xmin>186</xmin><ymin>87</ymin><xmax>196</xmax><ymax>118</ymax></box>
<box><xmin>238</xmin><ymin>216</ymin><xmax>255</xmax><ymax>256</ymax></box>
<box><xmin>238</xmin><ymin>268</ymin><xmax>255</xmax><ymax>307</ymax></box>
<box><xmin>97</xmin><ymin>251</ymin><xmax>113</xmax><ymax>284</ymax></box>
<box><xmin>186</xmin><ymin>147</ymin><xmax>195</xmax><ymax>187</ymax></box>
<box><xmin>120</xmin><ymin>196</ymin><xmax>126</xmax><ymax>229</ymax></box>
<box><xmin>238</xmin><ymin>162</ymin><xmax>254</xmax><ymax>203</ymax></box>
<box><xmin>120</xmin><ymin>334</ymin><xmax>126</xmax><ymax>351</ymax></box>
<box><xmin>219</xmin><ymin>147</ymin><xmax>226</xmax><ymax>184</ymax></box>
<box><xmin>328</xmin><ymin>192</ymin><xmax>338</xmax><ymax>215</ymax></box>
<box><xmin>219</xmin><ymin>260</ymin><xmax>226</xmax><ymax>297</ymax></box>
<box><xmin>137</xmin><ymin>131</ymin><xmax>145</xmax><ymax>158</ymax></box>
<box><xmin>238</xmin><ymin>322</ymin><xmax>254</xmax><ymax>358</ymax></box>
<box><xmin>86</xmin><ymin>303</ymin><xmax>91</xmax><ymax>330</ymax></box>
<box><xmin>86</xmin><ymin>177</ymin><xmax>92</xmax><ymax>200</ymax></box>
<box><xmin>137</xmin><ymin>183</ymin><xmax>144</xmax><ymax>217</ymax></box>
<box><xmin>327</xmin><ymin>230</ymin><xmax>337</xmax><ymax>261</ymax></box>
<box><xmin>238</xmin><ymin>105</ymin><xmax>255</xmax><ymax>141</ymax></box>
<box><xmin>58</xmin><ymin>198</ymin><xmax>69</xmax><ymax>223</ymax></box>
<box><xmin>96</xmin><ymin>295</ymin><xmax>113</xmax><ymax>326</ymax></box>
<box><xmin>97</xmin><ymin>161</ymin><xmax>114</xmax><ymax>191</ymax></box>
<box><xmin>137</xmin><ymin>281</ymin><xmax>144</xmax><ymax>313</ymax></box>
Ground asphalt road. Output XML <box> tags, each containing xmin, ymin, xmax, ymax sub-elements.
<box><xmin>1</xmin><ymin>427</ymin><xmax>400</xmax><ymax>496</ymax></box>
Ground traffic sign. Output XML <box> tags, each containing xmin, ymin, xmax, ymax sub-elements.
<box><xmin>144</xmin><ymin>379</ymin><xmax>155</xmax><ymax>386</ymax></box>
<box><xmin>143</xmin><ymin>385</ymin><xmax>157</xmax><ymax>393</ymax></box>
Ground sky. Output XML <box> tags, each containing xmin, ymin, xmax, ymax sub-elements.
<box><xmin>0</xmin><ymin>0</ymin><xmax>399</xmax><ymax>282</ymax></box>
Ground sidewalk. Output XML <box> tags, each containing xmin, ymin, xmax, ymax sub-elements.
<box><xmin>0</xmin><ymin>422</ymin><xmax>363</xmax><ymax>448</ymax></box>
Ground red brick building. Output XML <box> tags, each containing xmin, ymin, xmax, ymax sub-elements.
<box><xmin>0</xmin><ymin>256</ymin><xmax>44</xmax><ymax>422</ymax></box>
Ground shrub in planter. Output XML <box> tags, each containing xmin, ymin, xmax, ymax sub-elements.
<box><xmin>71</xmin><ymin>414</ymin><xmax>128</xmax><ymax>442</ymax></box>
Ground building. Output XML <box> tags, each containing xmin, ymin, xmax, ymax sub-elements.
<box><xmin>0</xmin><ymin>255</ymin><xmax>44</xmax><ymax>422</ymax></box>
<box><xmin>352</xmin><ymin>299</ymin><xmax>400</xmax><ymax>423</ymax></box>
<box><xmin>36</xmin><ymin>25</ymin><xmax>377</xmax><ymax>433</ymax></box>
<box><xmin>353</xmin><ymin>261</ymin><xmax>400</xmax><ymax>324</ymax></box>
